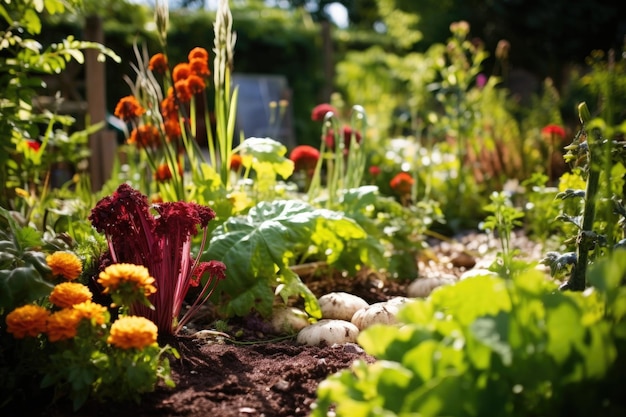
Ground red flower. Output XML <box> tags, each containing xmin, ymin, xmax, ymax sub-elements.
<box><xmin>541</xmin><ymin>124</ymin><xmax>566</xmax><ymax>139</ymax></box>
<box><xmin>230</xmin><ymin>154</ymin><xmax>243</xmax><ymax>171</ymax></box>
<box><xmin>311</xmin><ymin>103</ymin><xmax>338</xmax><ymax>121</ymax></box>
<box><xmin>390</xmin><ymin>172</ymin><xmax>414</xmax><ymax>195</ymax></box>
<box><xmin>324</xmin><ymin>126</ymin><xmax>362</xmax><ymax>152</ymax></box>
<box><xmin>114</xmin><ymin>96</ymin><xmax>145</xmax><ymax>121</ymax></box>
<box><xmin>148</xmin><ymin>53</ymin><xmax>168</xmax><ymax>74</ymax></box>
<box><xmin>368</xmin><ymin>165</ymin><xmax>381</xmax><ymax>176</ymax></box>
<box><xmin>290</xmin><ymin>145</ymin><xmax>320</xmax><ymax>174</ymax></box>
<box><xmin>25</xmin><ymin>139</ymin><xmax>40</xmax><ymax>152</ymax></box>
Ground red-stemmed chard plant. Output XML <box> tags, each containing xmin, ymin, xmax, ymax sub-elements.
<box><xmin>89</xmin><ymin>183</ymin><xmax>226</xmax><ymax>335</ymax></box>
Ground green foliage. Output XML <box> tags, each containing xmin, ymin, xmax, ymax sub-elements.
<box><xmin>204</xmin><ymin>199</ymin><xmax>385</xmax><ymax>318</ymax></box>
<box><xmin>0</xmin><ymin>207</ymin><xmax>54</xmax><ymax>312</ymax></box>
<box><xmin>41</xmin><ymin>321</ymin><xmax>177</xmax><ymax>410</ymax></box>
<box><xmin>338</xmin><ymin>185</ymin><xmax>442</xmax><ymax>280</ymax></box>
<box><xmin>542</xmin><ymin>103</ymin><xmax>626</xmax><ymax>290</ymax></box>
<box><xmin>0</xmin><ymin>0</ymin><xmax>120</xmax><ymax>212</ymax></box>
<box><xmin>480</xmin><ymin>191</ymin><xmax>527</xmax><ymax>279</ymax></box>
<box><xmin>235</xmin><ymin>137</ymin><xmax>295</xmax><ymax>202</ymax></box>
<box><xmin>312</xmin><ymin>256</ymin><xmax>626</xmax><ymax>416</ymax></box>
<box><xmin>520</xmin><ymin>172</ymin><xmax>570</xmax><ymax>243</ymax></box>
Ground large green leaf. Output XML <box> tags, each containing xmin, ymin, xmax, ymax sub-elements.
<box><xmin>236</xmin><ymin>137</ymin><xmax>294</xmax><ymax>180</ymax></box>
<box><xmin>0</xmin><ymin>266</ymin><xmax>54</xmax><ymax>311</ymax></box>
<box><xmin>205</xmin><ymin>199</ymin><xmax>371</xmax><ymax>318</ymax></box>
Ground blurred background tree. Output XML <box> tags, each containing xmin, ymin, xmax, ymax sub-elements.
<box><xmin>37</xmin><ymin>0</ymin><xmax>625</xmax><ymax>146</ymax></box>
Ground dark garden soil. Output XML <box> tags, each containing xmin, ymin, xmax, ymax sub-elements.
<box><xmin>11</xmin><ymin>231</ymin><xmax>546</xmax><ymax>417</ymax></box>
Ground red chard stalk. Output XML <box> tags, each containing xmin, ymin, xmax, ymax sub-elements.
<box><xmin>89</xmin><ymin>183</ymin><xmax>226</xmax><ymax>335</ymax></box>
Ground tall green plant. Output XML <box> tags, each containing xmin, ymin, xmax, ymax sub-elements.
<box><xmin>542</xmin><ymin>102</ymin><xmax>626</xmax><ymax>290</ymax></box>
<box><xmin>481</xmin><ymin>191</ymin><xmax>526</xmax><ymax>279</ymax></box>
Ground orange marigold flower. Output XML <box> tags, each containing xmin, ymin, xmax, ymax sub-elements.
<box><xmin>172</xmin><ymin>62</ymin><xmax>191</xmax><ymax>82</ymax></box>
<box><xmin>97</xmin><ymin>263</ymin><xmax>157</xmax><ymax>299</ymax></box>
<box><xmin>155</xmin><ymin>163</ymin><xmax>173</xmax><ymax>182</ymax></box>
<box><xmin>107</xmin><ymin>316</ymin><xmax>158</xmax><ymax>350</ymax></box>
<box><xmin>188</xmin><ymin>47</ymin><xmax>209</xmax><ymax>62</ymax></box>
<box><xmin>72</xmin><ymin>300</ymin><xmax>108</xmax><ymax>325</ymax></box>
<box><xmin>114</xmin><ymin>96</ymin><xmax>145</xmax><ymax>121</ymax></box>
<box><xmin>5</xmin><ymin>304</ymin><xmax>49</xmax><ymax>338</ymax></box>
<box><xmin>390</xmin><ymin>172</ymin><xmax>414</xmax><ymax>195</ymax></box>
<box><xmin>290</xmin><ymin>145</ymin><xmax>320</xmax><ymax>174</ymax></box>
<box><xmin>311</xmin><ymin>103</ymin><xmax>338</xmax><ymax>121</ymax></box>
<box><xmin>230</xmin><ymin>154</ymin><xmax>243</xmax><ymax>171</ymax></box>
<box><xmin>49</xmin><ymin>282</ymin><xmax>93</xmax><ymax>309</ymax></box>
<box><xmin>541</xmin><ymin>124</ymin><xmax>566</xmax><ymax>139</ymax></box>
<box><xmin>189</xmin><ymin>58</ymin><xmax>210</xmax><ymax>77</ymax></box>
<box><xmin>186</xmin><ymin>74</ymin><xmax>206</xmax><ymax>94</ymax></box>
<box><xmin>174</xmin><ymin>79</ymin><xmax>192</xmax><ymax>103</ymax></box>
<box><xmin>46</xmin><ymin>251</ymin><xmax>83</xmax><ymax>281</ymax></box>
<box><xmin>128</xmin><ymin>124</ymin><xmax>161</xmax><ymax>149</ymax></box>
<box><xmin>148</xmin><ymin>53</ymin><xmax>168</xmax><ymax>74</ymax></box>
<box><xmin>46</xmin><ymin>308</ymin><xmax>81</xmax><ymax>342</ymax></box>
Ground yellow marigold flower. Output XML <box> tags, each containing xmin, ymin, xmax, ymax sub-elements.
<box><xmin>98</xmin><ymin>263</ymin><xmax>157</xmax><ymax>298</ymax></box>
<box><xmin>5</xmin><ymin>304</ymin><xmax>49</xmax><ymax>338</ymax></box>
<box><xmin>46</xmin><ymin>308</ymin><xmax>82</xmax><ymax>342</ymax></box>
<box><xmin>73</xmin><ymin>300</ymin><xmax>108</xmax><ymax>325</ymax></box>
<box><xmin>107</xmin><ymin>316</ymin><xmax>158</xmax><ymax>349</ymax></box>
<box><xmin>46</xmin><ymin>251</ymin><xmax>83</xmax><ymax>281</ymax></box>
<box><xmin>49</xmin><ymin>282</ymin><xmax>93</xmax><ymax>309</ymax></box>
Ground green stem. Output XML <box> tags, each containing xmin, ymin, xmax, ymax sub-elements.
<box><xmin>565</xmin><ymin>132</ymin><xmax>600</xmax><ymax>291</ymax></box>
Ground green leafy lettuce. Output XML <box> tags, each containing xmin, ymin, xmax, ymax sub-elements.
<box><xmin>313</xmin><ymin>253</ymin><xmax>626</xmax><ymax>416</ymax></box>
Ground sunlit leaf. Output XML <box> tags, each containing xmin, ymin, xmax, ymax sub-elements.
<box><xmin>205</xmin><ymin>200</ymin><xmax>372</xmax><ymax>318</ymax></box>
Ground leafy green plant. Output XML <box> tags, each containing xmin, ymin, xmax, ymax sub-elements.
<box><xmin>203</xmin><ymin>199</ymin><xmax>386</xmax><ymax>318</ymax></box>
<box><xmin>0</xmin><ymin>0</ymin><xmax>120</xmax><ymax>212</ymax></box>
<box><xmin>480</xmin><ymin>191</ymin><xmax>527</xmax><ymax>278</ymax></box>
<box><xmin>337</xmin><ymin>185</ymin><xmax>442</xmax><ymax>280</ymax></box>
<box><xmin>312</xmin><ymin>253</ymin><xmax>626</xmax><ymax>416</ymax></box>
<box><xmin>233</xmin><ymin>137</ymin><xmax>295</xmax><ymax>203</ymax></box>
<box><xmin>520</xmin><ymin>172</ymin><xmax>566</xmax><ymax>242</ymax></box>
<box><xmin>0</xmin><ymin>207</ymin><xmax>54</xmax><ymax>312</ymax></box>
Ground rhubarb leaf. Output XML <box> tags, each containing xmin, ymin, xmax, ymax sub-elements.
<box><xmin>204</xmin><ymin>199</ymin><xmax>372</xmax><ymax>318</ymax></box>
